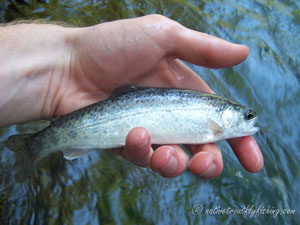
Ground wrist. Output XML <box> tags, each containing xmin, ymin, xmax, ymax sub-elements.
<box><xmin>0</xmin><ymin>24</ymin><xmax>76</xmax><ymax>126</ymax></box>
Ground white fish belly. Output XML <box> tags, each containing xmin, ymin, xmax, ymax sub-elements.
<box><xmin>80</xmin><ymin>108</ymin><xmax>220</xmax><ymax>149</ymax></box>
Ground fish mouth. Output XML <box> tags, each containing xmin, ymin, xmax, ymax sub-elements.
<box><xmin>249</xmin><ymin>116</ymin><xmax>258</xmax><ymax>126</ymax></box>
<box><xmin>241</xmin><ymin>126</ymin><xmax>260</xmax><ymax>136</ymax></box>
<box><xmin>230</xmin><ymin>126</ymin><xmax>259</xmax><ymax>139</ymax></box>
<box><xmin>239</xmin><ymin>116</ymin><xmax>260</xmax><ymax>136</ymax></box>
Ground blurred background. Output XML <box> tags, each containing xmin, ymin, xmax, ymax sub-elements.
<box><xmin>0</xmin><ymin>0</ymin><xmax>299</xmax><ymax>224</ymax></box>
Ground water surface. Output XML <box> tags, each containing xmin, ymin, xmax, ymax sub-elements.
<box><xmin>0</xmin><ymin>0</ymin><xmax>299</xmax><ymax>224</ymax></box>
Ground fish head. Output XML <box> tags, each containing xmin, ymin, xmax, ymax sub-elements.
<box><xmin>221</xmin><ymin>105</ymin><xmax>259</xmax><ymax>137</ymax></box>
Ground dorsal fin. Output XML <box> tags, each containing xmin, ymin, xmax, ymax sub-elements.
<box><xmin>109</xmin><ymin>85</ymin><xmax>147</xmax><ymax>98</ymax></box>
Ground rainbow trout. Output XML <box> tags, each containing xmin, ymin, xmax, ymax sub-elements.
<box><xmin>5</xmin><ymin>86</ymin><xmax>259</xmax><ymax>163</ymax></box>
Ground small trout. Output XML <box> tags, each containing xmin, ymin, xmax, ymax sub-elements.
<box><xmin>5</xmin><ymin>86</ymin><xmax>259</xmax><ymax>163</ymax></box>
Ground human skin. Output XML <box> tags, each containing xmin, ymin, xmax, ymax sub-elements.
<box><xmin>0</xmin><ymin>14</ymin><xmax>263</xmax><ymax>179</ymax></box>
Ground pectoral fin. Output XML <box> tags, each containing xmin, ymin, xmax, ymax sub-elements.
<box><xmin>62</xmin><ymin>148</ymin><xmax>94</xmax><ymax>160</ymax></box>
<box><xmin>207</xmin><ymin>118</ymin><xmax>224</xmax><ymax>136</ymax></box>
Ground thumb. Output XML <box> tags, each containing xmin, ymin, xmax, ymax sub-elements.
<box><xmin>170</xmin><ymin>27</ymin><xmax>249</xmax><ymax>68</ymax></box>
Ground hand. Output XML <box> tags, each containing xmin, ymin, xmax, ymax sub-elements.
<box><xmin>68</xmin><ymin>14</ymin><xmax>261</xmax><ymax>178</ymax></box>
<box><xmin>0</xmin><ymin>15</ymin><xmax>263</xmax><ymax>178</ymax></box>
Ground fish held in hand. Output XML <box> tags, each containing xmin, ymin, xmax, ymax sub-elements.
<box><xmin>4</xmin><ymin>86</ymin><xmax>259</xmax><ymax>164</ymax></box>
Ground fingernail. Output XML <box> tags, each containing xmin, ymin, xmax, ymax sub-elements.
<box><xmin>248</xmin><ymin>139</ymin><xmax>262</xmax><ymax>167</ymax></box>
<box><xmin>134</xmin><ymin>131</ymin><xmax>149</xmax><ymax>149</ymax></box>
<box><xmin>135</xmin><ymin>138</ymin><xmax>149</xmax><ymax>149</ymax></box>
<box><xmin>200</xmin><ymin>163</ymin><xmax>216</xmax><ymax>178</ymax></box>
<box><xmin>159</xmin><ymin>155</ymin><xmax>178</xmax><ymax>175</ymax></box>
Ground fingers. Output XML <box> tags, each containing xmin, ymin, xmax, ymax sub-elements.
<box><xmin>114</xmin><ymin>127</ymin><xmax>263</xmax><ymax>178</ymax></box>
<box><xmin>150</xmin><ymin>145</ymin><xmax>189</xmax><ymax>178</ymax></box>
<box><xmin>228</xmin><ymin>136</ymin><xmax>263</xmax><ymax>173</ymax></box>
<box><xmin>170</xmin><ymin>25</ymin><xmax>249</xmax><ymax>68</ymax></box>
<box><xmin>123</xmin><ymin>127</ymin><xmax>153</xmax><ymax>167</ymax></box>
<box><xmin>122</xmin><ymin>127</ymin><xmax>190</xmax><ymax>177</ymax></box>
<box><xmin>123</xmin><ymin>126</ymin><xmax>223</xmax><ymax>179</ymax></box>
<box><xmin>187</xmin><ymin>144</ymin><xmax>223</xmax><ymax>179</ymax></box>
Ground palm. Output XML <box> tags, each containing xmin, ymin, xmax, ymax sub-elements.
<box><xmin>54</xmin><ymin>15</ymin><xmax>238</xmax><ymax>115</ymax></box>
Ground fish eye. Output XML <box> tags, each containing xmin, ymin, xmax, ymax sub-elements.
<box><xmin>244</xmin><ymin>109</ymin><xmax>256</xmax><ymax>120</ymax></box>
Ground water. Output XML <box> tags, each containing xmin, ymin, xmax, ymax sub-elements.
<box><xmin>0</xmin><ymin>0</ymin><xmax>299</xmax><ymax>224</ymax></box>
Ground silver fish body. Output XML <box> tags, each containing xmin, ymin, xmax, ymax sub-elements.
<box><xmin>5</xmin><ymin>86</ymin><xmax>259</xmax><ymax>161</ymax></box>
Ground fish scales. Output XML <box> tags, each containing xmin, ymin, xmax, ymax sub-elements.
<box><xmin>5</xmin><ymin>86</ymin><xmax>259</xmax><ymax>161</ymax></box>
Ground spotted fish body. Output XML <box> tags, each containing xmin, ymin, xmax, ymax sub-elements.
<box><xmin>5</xmin><ymin>86</ymin><xmax>259</xmax><ymax>162</ymax></box>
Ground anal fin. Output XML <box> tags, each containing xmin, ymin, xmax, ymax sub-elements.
<box><xmin>62</xmin><ymin>148</ymin><xmax>94</xmax><ymax>160</ymax></box>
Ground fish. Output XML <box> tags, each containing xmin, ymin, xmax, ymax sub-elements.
<box><xmin>4</xmin><ymin>85</ymin><xmax>259</xmax><ymax>165</ymax></box>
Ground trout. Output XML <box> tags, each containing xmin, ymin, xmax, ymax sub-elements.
<box><xmin>4</xmin><ymin>86</ymin><xmax>259</xmax><ymax>163</ymax></box>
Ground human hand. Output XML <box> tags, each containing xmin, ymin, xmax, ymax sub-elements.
<box><xmin>59</xmin><ymin>14</ymin><xmax>261</xmax><ymax>178</ymax></box>
<box><xmin>0</xmin><ymin>15</ymin><xmax>263</xmax><ymax>178</ymax></box>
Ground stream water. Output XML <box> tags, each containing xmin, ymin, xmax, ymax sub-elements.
<box><xmin>0</xmin><ymin>0</ymin><xmax>299</xmax><ymax>224</ymax></box>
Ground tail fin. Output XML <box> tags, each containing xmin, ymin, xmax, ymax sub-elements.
<box><xmin>4</xmin><ymin>134</ymin><xmax>32</xmax><ymax>154</ymax></box>
<box><xmin>4</xmin><ymin>134</ymin><xmax>35</xmax><ymax>181</ymax></box>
